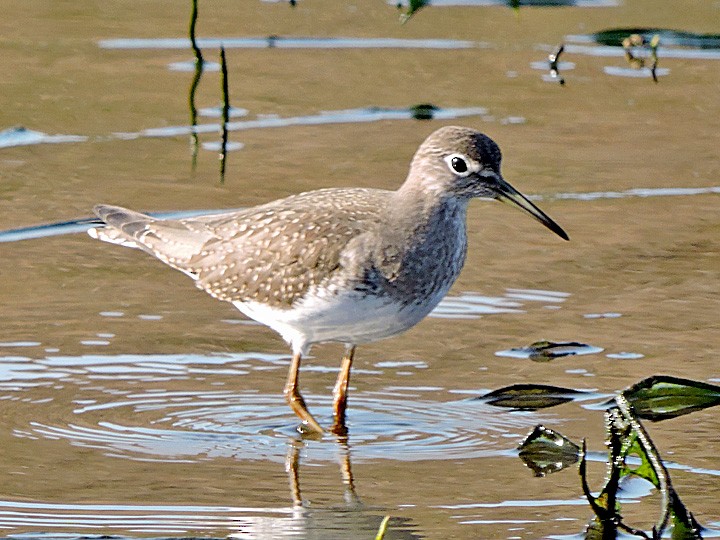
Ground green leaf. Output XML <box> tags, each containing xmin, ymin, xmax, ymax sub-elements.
<box><xmin>620</xmin><ymin>434</ymin><xmax>660</xmax><ymax>487</ymax></box>
<box><xmin>483</xmin><ymin>383</ymin><xmax>585</xmax><ymax>410</ymax></box>
<box><xmin>622</xmin><ymin>375</ymin><xmax>720</xmax><ymax>421</ymax></box>
<box><xmin>398</xmin><ymin>0</ymin><xmax>429</xmax><ymax>23</ymax></box>
<box><xmin>518</xmin><ymin>425</ymin><xmax>580</xmax><ymax>476</ymax></box>
<box><xmin>670</xmin><ymin>491</ymin><xmax>703</xmax><ymax>539</ymax></box>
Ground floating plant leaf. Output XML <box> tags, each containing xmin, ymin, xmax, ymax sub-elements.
<box><xmin>518</xmin><ymin>425</ymin><xmax>580</xmax><ymax>476</ymax></box>
<box><xmin>590</xmin><ymin>28</ymin><xmax>720</xmax><ymax>49</ymax></box>
<box><xmin>398</xmin><ymin>0</ymin><xmax>428</xmax><ymax>23</ymax></box>
<box><xmin>496</xmin><ymin>340</ymin><xmax>603</xmax><ymax>362</ymax></box>
<box><xmin>482</xmin><ymin>383</ymin><xmax>584</xmax><ymax>409</ymax></box>
<box><xmin>410</xmin><ymin>103</ymin><xmax>438</xmax><ymax>120</ymax></box>
<box><xmin>621</xmin><ymin>375</ymin><xmax>720</xmax><ymax>422</ymax></box>
<box><xmin>509</xmin><ymin>0</ymin><xmax>578</xmax><ymax>6</ymax></box>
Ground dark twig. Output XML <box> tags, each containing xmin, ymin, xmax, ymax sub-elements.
<box><xmin>219</xmin><ymin>44</ymin><xmax>230</xmax><ymax>183</ymax></box>
<box><xmin>579</xmin><ymin>439</ymin><xmax>611</xmax><ymax>520</ymax></box>
<box><xmin>188</xmin><ymin>0</ymin><xmax>204</xmax><ymax>171</ymax></box>
<box><xmin>649</xmin><ymin>34</ymin><xmax>660</xmax><ymax>84</ymax></box>
<box><xmin>548</xmin><ymin>44</ymin><xmax>565</xmax><ymax>85</ymax></box>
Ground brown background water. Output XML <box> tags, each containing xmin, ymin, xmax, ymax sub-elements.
<box><xmin>0</xmin><ymin>0</ymin><xmax>718</xmax><ymax>537</ymax></box>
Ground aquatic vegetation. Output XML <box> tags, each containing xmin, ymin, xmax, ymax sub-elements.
<box><xmin>394</xmin><ymin>0</ymin><xmax>619</xmax><ymax>20</ymax></box>
<box><xmin>590</xmin><ymin>28</ymin><xmax>720</xmax><ymax>49</ymax></box>
<box><xmin>188</xmin><ymin>0</ymin><xmax>204</xmax><ymax>170</ymax></box>
<box><xmin>495</xmin><ymin>340</ymin><xmax>604</xmax><ymax>362</ymax></box>
<box><xmin>375</xmin><ymin>515</ymin><xmax>391</xmax><ymax>539</ymax></box>
<box><xmin>481</xmin><ymin>383</ymin><xmax>586</xmax><ymax>409</ymax></box>
<box><xmin>548</xmin><ymin>44</ymin><xmax>566</xmax><ymax>85</ymax></box>
<box><xmin>622</xmin><ymin>33</ymin><xmax>661</xmax><ymax>83</ymax></box>
<box><xmin>516</xmin><ymin>376</ymin><xmax>719</xmax><ymax>538</ymax></box>
<box><xmin>397</xmin><ymin>0</ymin><xmax>429</xmax><ymax>22</ymax></box>
<box><xmin>219</xmin><ymin>45</ymin><xmax>231</xmax><ymax>182</ymax></box>
<box><xmin>612</xmin><ymin>375</ymin><xmax>720</xmax><ymax>422</ymax></box>
<box><xmin>518</xmin><ymin>425</ymin><xmax>580</xmax><ymax>476</ymax></box>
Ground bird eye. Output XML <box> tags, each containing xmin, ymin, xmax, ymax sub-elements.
<box><xmin>451</xmin><ymin>157</ymin><xmax>467</xmax><ymax>173</ymax></box>
<box><xmin>445</xmin><ymin>154</ymin><xmax>471</xmax><ymax>176</ymax></box>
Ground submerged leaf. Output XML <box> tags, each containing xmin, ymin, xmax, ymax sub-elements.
<box><xmin>496</xmin><ymin>340</ymin><xmax>603</xmax><ymax>362</ymax></box>
<box><xmin>410</xmin><ymin>103</ymin><xmax>438</xmax><ymax>120</ymax></box>
<box><xmin>591</xmin><ymin>27</ymin><xmax>720</xmax><ymax>49</ymax></box>
<box><xmin>518</xmin><ymin>425</ymin><xmax>580</xmax><ymax>476</ymax></box>
<box><xmin>622</xmin><ymin>375</ymin><xmax>720</xmax><ymax>421</ymax></box>
<box><xmin>482</xmin><ymin>383</ymin><xmax>585</xmax><ymax>410</ymax></box>
<box><xmin>398</xmin><ymin>0</ymin><xmax>429</xmax><ymax>23</ymax></box>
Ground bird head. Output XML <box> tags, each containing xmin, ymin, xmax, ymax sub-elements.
<box><xmin>410</xmin><ymin>126</ymin><xmax>569</xmax><ymax>241</ymax></box>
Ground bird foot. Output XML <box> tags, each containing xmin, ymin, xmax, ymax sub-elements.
<box><xmin>285</xmin><ymin>388</ymin><xmax>324</xmax><ymax>434</ymax></box>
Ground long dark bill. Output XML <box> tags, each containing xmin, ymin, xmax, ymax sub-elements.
<box><xmin>493</xmin><ymin>175</ymin><xmax>569</xmax><ymax>241</ymax></box>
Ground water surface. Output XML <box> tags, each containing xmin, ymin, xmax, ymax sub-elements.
<box><xmin>0</xmin><ymin>0</ymin><xmax>719</xmax><ymax>537</ymax></box>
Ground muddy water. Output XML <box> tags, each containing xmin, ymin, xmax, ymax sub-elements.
<box><xmin>0</xmin><ymin>0</ymin><xmax>719</xmax><ymax>538</ymax></box>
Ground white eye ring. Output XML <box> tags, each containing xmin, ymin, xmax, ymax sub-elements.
<box><xmin>444</xmin><ymin>153</ymin><xmax>475</xmax><ymax>177</ymax></box>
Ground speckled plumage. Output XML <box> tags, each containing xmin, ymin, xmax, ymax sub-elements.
<box><xmin>89</xmin><ymin>126</ymin><xmax>567</xmax><ymax>433</ymax></box>
<box><xmin>94</xmin><ymin>189</ymin><xmax>390</xmax><ymax>306</ymax></box>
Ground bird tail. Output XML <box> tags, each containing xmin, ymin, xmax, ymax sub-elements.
<box><xmin>88</xmin><ymin>205</ymin><xmax>152</xmax><ymax>250</ymax></box>
<box><xmin>88</xmin><ymin>204</ymin><xmax>212</xmax><ymax>279</ymax></box>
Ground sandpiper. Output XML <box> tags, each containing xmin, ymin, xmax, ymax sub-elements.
<box><xmin>89</xmin><ymin>126</ymin><xmax>568</xmax><ymax>435</ymax></box>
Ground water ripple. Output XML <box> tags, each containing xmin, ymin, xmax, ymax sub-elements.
<box><xmin>14</xmin><ymin>390</ymin><xmax>549</xmax><ymax>464</ymax></box>
<box><xmin>98</xmin><ymin>36</ymin><xmax>480</xmax><ymax>50</ymax></box>
<box><xmin>0</xmin><ymin>126</ymin><xmax>87</xmax><ymax>149</ymax></box>
<box><xmin>432</xmin><ymin>289</ymin><xmax>569</xmax><ymax>319</ymax></box>
<box><xmin>0</xmin><ymin>499</ymin><xmax>416</xmax><ymax>538</ymax></box>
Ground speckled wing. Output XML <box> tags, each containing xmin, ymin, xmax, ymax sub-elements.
<box><xmin>92</xmin><ymin>188</ymin><xmax>390</xmax><ymax>307</ymax></box>
<box><xmin>186</xmin><ymin>188</ymin><xmax>390</xmax><ymax>307</ymax></box>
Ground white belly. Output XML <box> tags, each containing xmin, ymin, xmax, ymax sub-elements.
<box><xmin>233</xmin><ymin>284</ymin><xmax>448</xmax><ymax>356</ymax></box>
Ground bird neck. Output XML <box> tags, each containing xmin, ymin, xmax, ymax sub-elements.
<box><xmin>391</xmin><ymin>175</ymin><xmax>468</xmax><ymax>235</ymax></box>
<box><xmin>381</xmin><ymin>178</ymin><xmax>469</xmax><ymax>260</ymax></box>
<box><xmin>368</xmin><ymin>177</ymin><xmax>469</xmax><ymax>295</ymax></box>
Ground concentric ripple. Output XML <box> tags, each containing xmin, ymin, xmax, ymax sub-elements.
<box><xmin>15</xmin><ymin>388</ymin><xmax>550</xmax><ymax>463</ymax></box>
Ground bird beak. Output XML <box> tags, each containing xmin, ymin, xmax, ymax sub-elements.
<box><xmin>491</xmin><ymin>174</ymin><xmax>569</xmax><ymax>241</ymax></box>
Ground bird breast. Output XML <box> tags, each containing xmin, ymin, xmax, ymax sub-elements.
<box><xmin>346</xmin><ymin>196</ymin><xmax>469</xmax><ymax>312</ymax></box>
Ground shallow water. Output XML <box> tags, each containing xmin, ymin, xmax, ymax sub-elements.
<box><xmin>0</xmin><ymin>0</ymin><xmax>719</xmax><ymax>538</ymax></box>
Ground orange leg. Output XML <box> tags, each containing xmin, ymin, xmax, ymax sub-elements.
<box><xmin>284</xmin><ymin>352</ymin><xmax>323</xmax><ymax>434</ymax></box>
<box><xmin>331</xmin><ymin>345</ymin><xmax>356</xmax><ymax>436</ymax></box>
